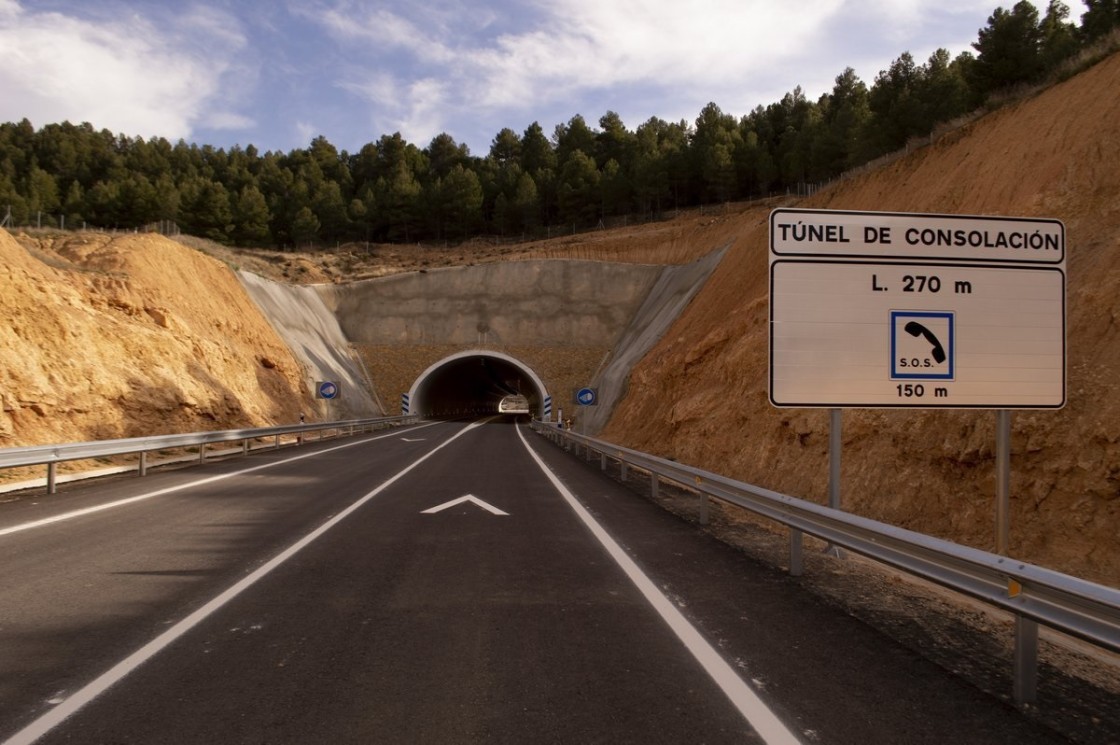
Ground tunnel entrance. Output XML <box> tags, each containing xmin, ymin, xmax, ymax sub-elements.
<box><xmin>407</xmin><ymin>351</ymin><xmax>550</xmax><ymax>419</ymax></box>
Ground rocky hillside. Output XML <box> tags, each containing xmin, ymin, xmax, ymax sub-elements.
<box><xmin>0</xmin><ymin>231</ymin><xmax>314</xmax><ymax>448</ymax></box>
<box><xmin>602</xmin><ymin>51</ymin><xmax>1120</xmax><ymax>585</ymax></box>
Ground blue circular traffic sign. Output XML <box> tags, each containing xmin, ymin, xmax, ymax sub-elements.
<box><xmin>576</xmin><ymin>387</ymin><xmax>597</xmax><ymax>406</ymax></box>
<box><xmin>318</xmin><ymin>381</ymin><xmax>339</xmax><ymax>400</ymax></box>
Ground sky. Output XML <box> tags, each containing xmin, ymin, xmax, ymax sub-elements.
<box><xmin>0</xmin><ymin>0</ymin><xmax>1089</xmax><ymax>157</ymax></box>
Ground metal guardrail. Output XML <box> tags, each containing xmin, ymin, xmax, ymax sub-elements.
<box><xmin>0</xmin><ymin>415</ymin><xmax>419</xmax><ymax>493</ymax></box>
<box><xmin>532</xmin><ymin>421</ymin><xmax>1120</xmax><ymax>705</ymax></box>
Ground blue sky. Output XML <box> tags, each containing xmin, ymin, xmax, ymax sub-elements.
<box><xmin>0</xmin><ymin>0</ymin><xmax>1088</xmax><ymax>157</ymax></box>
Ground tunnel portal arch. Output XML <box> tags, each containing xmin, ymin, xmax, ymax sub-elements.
<box><xmin>407</xmin><ymin>350</ymin><xmax>551</xmax><ymax>419</ymax></box>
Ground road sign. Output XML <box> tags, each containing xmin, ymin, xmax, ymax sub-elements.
<box><xmin>769</xmin><ymin>208</ymin><xmax>1065</xmax><ymax>409</ymax></box>
<box><xmin>316</xmin><ymin>381</ymin><xmax>340</xmax><ymax>400</ymax></box>
<box><xmin>575</xmin><ymin>387</ymin><xmax>598</xmax><ymax>406</ymax></box>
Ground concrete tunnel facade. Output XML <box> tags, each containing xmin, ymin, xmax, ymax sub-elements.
<box><xmin>406</xmin><ymin>350</ymin><xmax>550</xmax><ymax>418</ymax></box>
<box><xmin>239</xmin><ymin>250</ymin><xmax>728</xmax><ymax>427</ymax></box>
<box><xmin>313</xmin><ymin>259</ymin><xmax>666</xmax><ymax>422</ymax></box>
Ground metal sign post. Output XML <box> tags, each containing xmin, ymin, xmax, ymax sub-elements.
<box><xmin>829</xmin><ymin>409</ymin><xmax>842</xmax><ymax>511</ymax></box>
<box><xmin>575</xmin><ymin>387</ymin><xmax>598</xmax><ymax>440</ymax></box>
<box><xmin>996</xmin><ymin>409</ymin><xmax>1012</xmax><ymax>555</ymax></box>
<box><xmin>826</xmin><ymin>408</ymin><xmax>844</xmax><ymax>557</ymax></box>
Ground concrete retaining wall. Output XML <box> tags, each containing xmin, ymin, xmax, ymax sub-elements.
<box><xmin>581</xmin><ymin>243</ymin><xmax>730</xmax><ymax>432</ymax></box>
<box><xmin>316</xmin><ymin>260</ymin><xmax>664</xmax><ymax>348</ymax></box>
<box><xmin>238</xmin><ymin>272</ymin><xmax>381</xmax><ymax>419</ymax></box>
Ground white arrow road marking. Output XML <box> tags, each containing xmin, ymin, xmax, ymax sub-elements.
<box><xmin>421</xmin><ymin>494</ymin><xmax>509</xmax><ymax>516</ymax></box>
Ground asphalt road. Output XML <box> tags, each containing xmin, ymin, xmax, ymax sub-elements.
<box><xmin>0</xmin><ymin>419</ymin><xmax>1069</xmax><ymax>744</ymax></box>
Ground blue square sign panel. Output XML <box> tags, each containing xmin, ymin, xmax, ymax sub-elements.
<box><xmin>890</xmin><ymin>311</ymin><xmax>954</xmax><ymax>380</ymax></box>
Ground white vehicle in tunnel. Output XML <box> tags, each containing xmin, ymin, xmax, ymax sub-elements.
<box><xmin>498</xmin><ymin>395</ymin><xmax>530</xmax><ymax>414</ymax></box>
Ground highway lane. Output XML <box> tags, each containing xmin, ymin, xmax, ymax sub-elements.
<box><xmin>0</xmin><ymin>420</ymin><xmax>454</xmax><ymax>740</ymax></box>
<box><xmin>0</xmin><ymin>419</ymin><xmax>1067</xmax><ymax>743</ymax></box>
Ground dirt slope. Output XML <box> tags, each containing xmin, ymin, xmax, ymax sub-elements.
<box><xmin>601</xmin><ymin>52</ymin><xmax>1120</xmax><ymax>584</ymax></box>
<box><xmin>0</xmin><ymin>231</ymin><xmax>314</xmax><ymax>450</ymax></box>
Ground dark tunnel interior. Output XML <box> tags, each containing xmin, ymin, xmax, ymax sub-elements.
<box><xmin>412</xmin><ymin>355</ymin><xmax>541</xmax><ymax>417</ymax></box>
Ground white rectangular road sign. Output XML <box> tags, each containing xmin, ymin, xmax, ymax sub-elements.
<box><xmin>769</xmin><ymin>209</ymin><xmax>1066</xmax><ymax>409</ymax></box>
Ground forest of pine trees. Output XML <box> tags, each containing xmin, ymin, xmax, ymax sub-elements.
<box><xmin>1</xmin><ymin>1</ymin><xmax>1116</xmax><ymax>249</ymax></box>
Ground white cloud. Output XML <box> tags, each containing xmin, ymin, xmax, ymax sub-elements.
<box><xmin>441</xmin><ymin>0</ymin><xmax>1046</xmax><ymax>135</ymax></box>
<box><xmin>337</xmin><ymin>71</ymin><xmax>400</xmax><ymax>104</ymax></box>
<box><xmin>294</xmin><ymin>120</ymin><xmax>319</xmax><ymax>144</ymax></box>
<box><xmin>394</xmin><ymin>77</ymin><xmax>453</xmax><ymax>145</ymax></box>
<box><xmin>337</xmin><ymin>72</ymin><xmax>452</xmax><ymax>146</ymax></box>
<box><xmin>6</xmin><ymin>0</ymin><xmax>1085</xmax><ymax>156</ymax></box>
<box><xmin>317</xmin><ymin>5</ymin><xmax>419</xmax><ymax>47</ymax></box>
<box><xmin>204</xmin><ymin>112</ymin><xmax>257</xmax><ymax>131</ymax></box>
<box><xmin>0</xmin><ymin>2</ymin><xmax>249</xmax><ymax>140</ymax></box>
<box><xmin>494</xmin><ymin>1</ymin><xmax>843</xmax><ymax>99</ymax></box>
<box><xmin>313</xmin><ymin>0</ymin><xmax>892</xmax><ymax>147</ymax></box>
<box><xmin>555</xmin><ymin>0</ymin><xmax>843</xmax><ymax>79</ymax></box>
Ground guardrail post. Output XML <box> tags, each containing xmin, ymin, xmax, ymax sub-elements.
<box><xmin>790</xmin><ymin>528</ymin><xmax>804</xmax><ymax>576</ymax></box>
<box><xmin>47</xmin><ymin>462</ymin><xmax>57</xmax><ymax>495</ymax></box>
<box><xmin>139</xmin><ymin>451</ymin><xmax>148</xmax><ymax>477</ymax></box>
<box><xmin>650</xmin><ymin>473</ymin><xmax>659</xmax><ymax>500</ymax></box>
<box><xmin>620</xmin><ymin>460</ymin><xmax>628</xmax><ymax>481</ymax></box>
<box><xmin>1013</xmin><ymin>614</ymin><xmax>1039</xmax><ymax>703</ymax></box>
<box><xmin>601</xmin><ymin>452</ymin><xmax>607</xmax><ymax>470</ymax></box>
<box><xmin>274</xmin><ymin>434</ymin><xmax>281</xmax><ymax>450</ymax></box>
<box><xmin>199</xmin><ymin>444</ymin><xmax>206</xmax><ymax>464</ymax></box>
<box><xmin>243</xmin><ymin>439</ymin><xmax>250</xmax><ymax>456</ymax></box>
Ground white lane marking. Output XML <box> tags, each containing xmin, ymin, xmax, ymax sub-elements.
<box><xmin>515</xmin><ymin>426</ymin><xmax>802</xmax><ymax>745</ymax></box>
<box><xmin>1</xmin><ymin>419</ymin><xmax>487</xmax><ymax>745</ymax></box>
<box><xmin>0</xmin><ymin>421</ymin><xmax>442</xmax><ymax>539</ymax></box>
<box><xmin>421</xmin><ymin>494</ymin><xmax>509</xmax><ymax>516</ymax></box>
